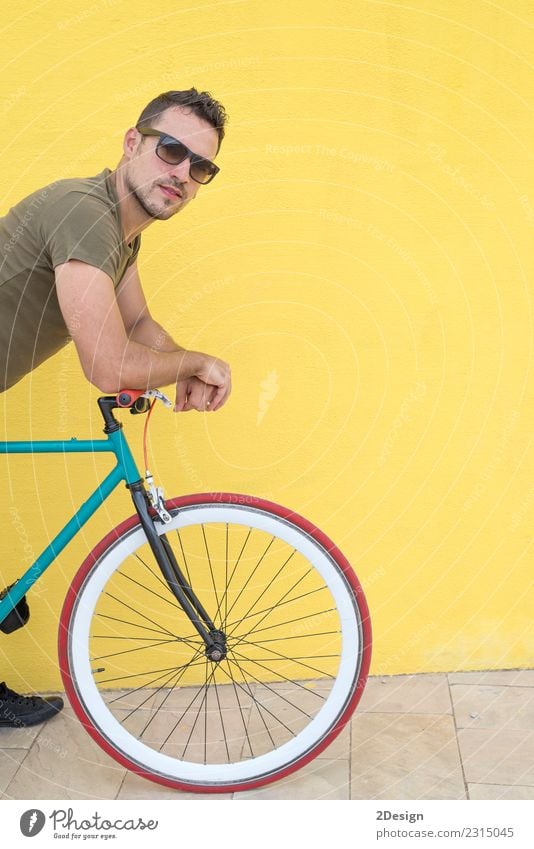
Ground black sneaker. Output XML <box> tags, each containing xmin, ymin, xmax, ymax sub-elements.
<box><xmin>0</xmin><ymin>682</ymin><xmax>64</xmax><ymax>727</ymax></box>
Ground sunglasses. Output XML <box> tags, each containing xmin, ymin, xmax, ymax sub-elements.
<box><xmin>136</xmin><ymin>126</ymin><xmax>220</xmax><ymax>185</ymax></box>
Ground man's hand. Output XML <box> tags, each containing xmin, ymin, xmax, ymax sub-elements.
<box><xmin>174</xmin><ymin>354</ymin><xmax>231</xmax><ymax>412</ymax></box>
<box><xmin>175</xmin><ymin>377</ymin><xmax>215</xmax><ymax>412</ymax></box>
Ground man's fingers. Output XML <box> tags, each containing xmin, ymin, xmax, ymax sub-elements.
<box><xmin>175</xmin><ymin>374</ymin><xmax>231</xmax><ymax>413</ymax></box>
<box><xmin>208</xmin><ymin>382</ymin><xmax>230</xmax><ymax>412</ymax></box>
<box><xmin>174</xmin><ymin>380</ymin><xmax>188</xmax><ymax>412</ymax></box>
<box><xmin>205</xmin><ymin>385</ymin><xmax>219</xmax><ymax>410</ymax></box>
<box><xmin>187</xmin><ymin>380</ymin><xmax>215</xmax><ymax>411</ymax></box>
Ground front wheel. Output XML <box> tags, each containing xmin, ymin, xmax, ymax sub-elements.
<box><xmin>59</xmin><ymin>494</ymin><xmax>371</xmax><ymax>793</ymax></box>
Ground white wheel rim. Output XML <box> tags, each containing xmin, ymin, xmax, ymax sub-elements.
<box><xmin>68</xmin><ymin>504</ymin><xmax>361</xmax><ymax>785</ymax></box>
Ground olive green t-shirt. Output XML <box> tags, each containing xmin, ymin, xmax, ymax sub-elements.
<box><xmin>0</xmin><ymin>168</ymin><xmax>141</xmax><ymax>391</ymax></box>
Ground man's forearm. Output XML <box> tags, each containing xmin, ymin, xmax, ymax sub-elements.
<box><xmin>104</xmin><ymin>342</ymin><xmax>200</xmax><ymax>392</ymax></box>
<box><xmin>128</xmin><ymin>316</ymin><xmax>184</xmax><ymax>353</ymax></box>
<box><xmin>95</xmin><ymin>316</ymin><xmax>228</xmax><ymax>400</ymax></box>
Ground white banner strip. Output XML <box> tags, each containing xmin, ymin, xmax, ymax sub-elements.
<box><xmin>1</xmin><ymin>799</ymin><xmax>534</xmax><ymax>848</ymax></box>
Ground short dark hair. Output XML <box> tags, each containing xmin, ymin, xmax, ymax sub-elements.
<box><xmin>136</xmin><ymin>89</ymin><xmax>228</xmax><ymax>152</ymax></box>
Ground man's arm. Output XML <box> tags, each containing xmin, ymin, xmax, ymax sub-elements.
<box><xmin>116</xmin><ymin>262</ymin><xmax>184</xmax><ymax>353</ymax></box>
<box><xmin>55</xmin><ymin>260</ymin><xmax>231</xmax><ymax>411</ymax></box>
<box><xmin>115</xmin><ymin>262</ymin><xmax>223</xmax><ymax>411</ymax></box>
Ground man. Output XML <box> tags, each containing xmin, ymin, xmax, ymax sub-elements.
<box><xmin>0</xmin><ymin>88</ymin><xmax>232</xmax><ymax>728</ymax></box>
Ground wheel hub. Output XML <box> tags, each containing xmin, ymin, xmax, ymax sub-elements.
<box><xmin>205</xmin><ymin>629</ymin><xmax>227</xmax><ymax>662</ymax></box>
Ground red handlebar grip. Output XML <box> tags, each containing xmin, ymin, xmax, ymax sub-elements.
<box><xmin>116</xmin><ymin>389</ymin><xmax>146</xmax><ymax>408</ymax></box>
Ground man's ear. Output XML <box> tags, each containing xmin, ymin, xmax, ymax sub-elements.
<box><xmin>123</xmin><ymin>127</ymin><xmax>140</xmax><ymax>160</ymax></box>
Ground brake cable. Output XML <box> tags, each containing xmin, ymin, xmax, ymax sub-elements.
<box><xmin>116</xmin><ymin>389</ymin><xmax>173</xmax><ymax>523</ymax></box>
<box><xmin>143</xmin><ymin>398</ymin><xmax>156</xmax><ymax>472</ymax></box>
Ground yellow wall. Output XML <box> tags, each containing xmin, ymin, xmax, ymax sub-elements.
<box><xmin>0</xmin><ymin>0</ymin><xmax>532</xmax><ymax>691</ymax></box>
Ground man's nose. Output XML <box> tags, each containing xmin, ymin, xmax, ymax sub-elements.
<box><xmin>168</xmin><ymin>157</ymin><xmax>191</xmax><ymax>183</ymax></box>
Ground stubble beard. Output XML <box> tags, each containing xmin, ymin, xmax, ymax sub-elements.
<box><xmin>124</xmin><ymin>171</ymin><xmax>181</xmax><ymax>221</ymax></box>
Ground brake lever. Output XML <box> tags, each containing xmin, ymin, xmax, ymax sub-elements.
<box><xmin>116</xmin><ymin>389</ymin><xmax>173</xmax><ymax>409</ymax></box>
<box><xmin>142</xmin><ymin>389</ymin><xmax>172</xmax><ymax>407</ymax></box>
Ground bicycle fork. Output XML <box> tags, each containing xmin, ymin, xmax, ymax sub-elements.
<box><xmin>128</xmin><ymin>481</ymin><xmax>227</xmax><ymax>662</ymax></box>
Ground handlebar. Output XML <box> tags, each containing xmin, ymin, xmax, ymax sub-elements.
<box><xmin>115</xmin><ymin>389</ymin><xmax>172</xmax><ymax>413</ymax></box>
<box><xmin>116</xmin><ymin>390</ymin><xmax>146</xmax><ymax>408</ymax></box>
<box><xmin>98</xmin><ymin>390</ymin><xmax>172</xmax><ymax>431</ymax></box>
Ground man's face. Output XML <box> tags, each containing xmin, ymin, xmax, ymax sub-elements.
<box><xmin>123</xmin><ymin>106</ymin><xmax>219</xmax><ymax>220</ymax></box>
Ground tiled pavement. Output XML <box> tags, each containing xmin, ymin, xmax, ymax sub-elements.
<box><xmin>1</xmin><ymin>670</ymin><xmax>533</xmax><ymax>800</ymax></box>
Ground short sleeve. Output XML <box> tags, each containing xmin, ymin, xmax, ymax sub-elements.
<box><xmin>40</xmin><ymin>192</ymin><xmax>122</xmax><ymax>281</ymax></box>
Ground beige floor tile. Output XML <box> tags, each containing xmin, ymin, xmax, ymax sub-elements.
<box><xmin>0</xmin><ymin>723</ymin><xmax>42</xmax><ymax>749</ymax></box>
<box><xmin>359</xmin><ymin>674</ymin><xmax>451</xmax><ymax>715</ymax></box>
<box><xmin>468</xmin><ymin>783</ymin><xmax>534</xmax><ymax>800</ymax></box>
<box><xmin>4</xmin><ymin>707</ymin><xmax>126</xmax><ymax>799</ymax></box>
<box><xmin>451</xmin><ymin>685</ymin><xmax>534</xmax><ymax>731</ymax></box>
<box><xmin>458</xmin><ymin>728</ymin><xmax>534</xmax><ymax>786</ymax></box>
<box><xmin>0</xmin><ymin>749</ymin><xmax>27</xmax><ymax>793</ymax></box>
<box><xmin>448</xmin><ymin>670</ymin><xmax>534</xmax><ymax>687</ymax></box>
<box><xmin>234</xmin><ymin>759</ymin><xmax>349</xmax><ymax>799</ymax></box>
<box><xmin>117</xmin><ymin>771</ymin><xmax>233</xmax><ymax>799</ymax></box>
<box><xmin>350</xmin><ymin>713</ymin><xmax>466</xmax><ymax>800</ymax></box>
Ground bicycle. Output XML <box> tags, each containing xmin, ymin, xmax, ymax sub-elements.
<box><xmin>0</xmin><ymin>390</ymin><xmax>372</xmax><ymax>793</ymax></box>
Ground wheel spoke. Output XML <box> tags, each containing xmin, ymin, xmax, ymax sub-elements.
<box><xmin>116</xmin><ymin>567</ymin><xmax>184</xmax><ymax>611</ymax></box>
<box><xmin>175</xmin><ymin>529</ymin><xmax>193</xmax><ymax>587</ymax></box>
<box><xmin>223</xmin><ymin>653</ymin><xmax>299</xmax><ymax>738</ymax></box>
<box><xmin>229</xmin><ymin>643</ymin><xmax>335</xmax><ymax>691</ymax></box>
<box><xmin>95</xmin><ymin>612</ymin><xmax>181</xmax><ymax>640</ymax></box>
<box><xmin>96</xmin><ymin>659</ymin><xmax>205</xmax><ymax>688</ymax></box>
<box><xmin>223</xmin><ymin>534</ymin><xmax>277</xmax><ymax>624</ymax></box>
<box><xmin>227</xmin><ymin>606</ymin><xmax>337</xmax><ymax>639</ymax></box>
<box><xmin>228</xmin><ymin>653</ymin><xmax>316</xmax><ymax>717</ymax></box>
<box><xmin>226</xmin><ymin>568</ymin><xmax>322</xmax><ymax>644</ymax></box>
<box><xmin>132</xmin><ymin>552</ymin><xmax>173</xmax><ymax>593</ymax></box>
<box><xmin>136</xmin><ymin>648</ymin><xmax>206</xmax><ymax>739</ymax></box>
<box><xmin>120</xmin><ymin>651</ymin><xmax>204</xmax><ymax>722</ymax></box>
<box><xmin>102</xmin><ymin>591</ymin><xmax>182</xmax><ymax>641</ymax></box>
<box><xmin>216</xmin><ymin>660</ymin><xmax>277</xmax><ymax>752</ymax></box>
<box><xmin>225</xmin><ymin>586</ymin><xmax>332</xmax><ymax>633</ymax></box>
<box><xmin>201</xmin><ymin>525</ymin><xmax>223</xmax><ymax>628</ymax></box>
<box><xmin>92</xmin><ymin>636</ymin><xmax>184</xmax><ymax>661</ymax></box>
<box><xmin>236</xmin><ymin>630</ymin><xmax>340</xmax><ymax>646</ymax></box>
<box><xmin>176</xmin><ymin>660</ymin><xmax>218</xmax><ymax>758</ymax></box>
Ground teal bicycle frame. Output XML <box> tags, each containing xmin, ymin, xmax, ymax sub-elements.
<box><xmin>0</xmin><ymin>427</ymin><xmax>142</xmax><ymax>623</ymax></box>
